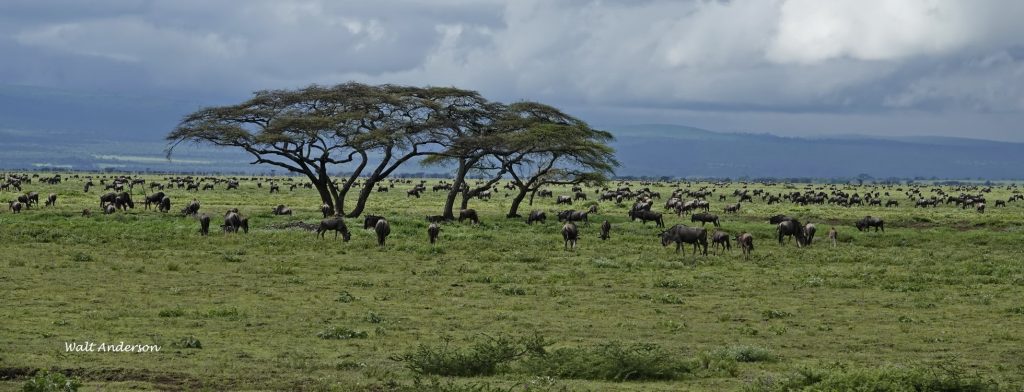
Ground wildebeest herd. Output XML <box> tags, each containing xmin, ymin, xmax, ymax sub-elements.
<box><xmin>3</xmin><ymin>173</ymin><xmax>1021</xmax><ymax>260</ymax></box>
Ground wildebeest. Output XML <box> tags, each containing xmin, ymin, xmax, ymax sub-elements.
<box><xmin>777</xmin><ymin>219</ymin><xmax>806</xmax><ymax>247</ymax></box>
<box><xmin>223</xmin><ymin>212</ymin><xmax>249</xmax><ymax>233</ymax></box>
<box><xmin>198</xmin><ymin>214</ymin><xmax>211</xmax><ymax>236</ymax></box>
<box><xmin>363</xmin><ymin>214</ymin><xmax>384</xmax><ymax>229</ymax></box>
<box><xmin>374</xmin><ymin>219</ymin><xmax>391</xmax><ymax>247</ymax></box>
<box><xmin>425</xmin><ymin>215</ymin><xmax>446</xmax><ymax>223</ymax></box>
<box><xmin>723</xmin><ymin>203</ymin><xmax>740</xmax><ymax>213</ymax></box>
<box><xmin>526</xmin><ymin>210</ymin><xmax>546</xmax><ymax>225</ymax></box>
<box><xmin>768</xmin><ymin>214</ymin><xmax>793</xmax><ymax>224</ymax></box>
<box><xmin>828</xmin><ymin>227</ymin><xmax>837</xmax><ymax>248</ymax></box>
<box><xmin>691</xmin><ymin>212</ymin><xmax>720</xmax><ymax>227</ymax></box>
<box><xmin>599</xmin><ymin>220</ymin><xmax>611</xmax><ymax>240</ymax></box>
<box><xmin>711</xmin><ymin>230</ymin><xmax>731</xmax><ymax>254</ymax></box>
<box><xmin>181</xmin><ymin>199</ymin><xmax>201</xmax><ymax>216</ymax></box>
<box><xmin>458</xmin><ymin>209</ymin><xmax>479</xmax><ymax>225</ymax></box>
<box><xmin>885</xmin><ymin>200</ymin><xmax>899</xmax><ymax>207</ymax></box>
<box><xmin>628</xmin><ymin>209</ymin><xmax>664</xmax><ymax>227</ymax></box>
<box><xmin>103</xmin><ymin>204</ymin><xmax>116</xmax><ymax>214</ymax></box>
<box><xmin>803</xmin><ymin>223</ymin><xmax>816</xmax><ymax>245</ymax></box>
<box><xmin>272</xmin><ymin>204</ymin><xmax>293</xmax><ymax>215</ymax></box>
<box><xmin>557</xmin><ymin>210</ymin><xmax>589</xmax><ymax>225</ymax></box>
<box><xmin>159</xmin><ymin>196</ymin><xmax>171</xmax><ymax>213</ymax></box>
<box><xmin>407</xmin><ymin>189</ymin><xmax>421</xmax><ymax>198</ymax></box>
<box><xmin>556</xmin><ymin>195</ymin><xmax>572</xmax><ymax>205</ymax></box>
<box><xmin>736</xmin><ymin>232</ymin><xmax>754</xmax><ymax>257</ymax></box>
<box><xmin>561</xmin><ymin>222</ymin><xmax>578</xmax><ymax>250</ymax></box>
<box><xmin>26</xmin><ymin>192</ymin><xmax>39</xmax><ymax>207</ymax></box>
<box><xmin>320</xmin><ymin>204</ymin><xmax>334</xmax><ymax>218</ymax></box>
<box><xmin>427</xmin><ymin>223</ymin><xmax>441</xmax><ymax>245</ymax></box>
<box><xmin>8</xmin><ymin>201</ymin><xmax>22</xmax><ymax>213</ymax></box>
<box><xmin>44</xmin><ymin>193</ymin><xmax>57</xmax><ymax>207</ymax></box>
<box><xmin>81</xmin><ymin>209</ymin><xmax>91</xmax><ymax>217</ymax></box>
<box><xmin>316</xmin><ymin>217</ymin><xmax>352</xmax><ymax>241</ymax></box>
<box><xmin>659</xmin><ymin>224</ymin><xmax>708</xmax><ymax>256</ymax></box>
<box><xmin>144</xmin><ymin>192</ymin><xmax>165</xmax><ymax>210</ymax></box>
<box><xmin>976</xmin><ymin>203</ymin><xmax>986</xmax><ymax>213</ymax></box>
<box><xmin>855</xmin><ymin>216</ymin><xmax>884</xmax><ymax>232</ymax></box>
<box><xmin>114</xmin><ymin>191</ymin><xmax>134</xmax><ymax>210</ymax></box>
<box><xmin>269</xmin><ymin>183</ymin><xmax>280</xmax><ymax>193</ymax></box>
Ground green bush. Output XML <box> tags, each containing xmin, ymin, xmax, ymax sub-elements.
<box><xmin>746</xmin><ymin>362</ymin><xmax>998</xmax><ymax>392</ymax></box>
<box><xmin>23</xmin><ymin>370</ymin><xmax>81</xmax><ymax>392</ymax></box>
<box><xmin>393</xmin><ymin>334</ymin><xmax>546</xmax><ymax>377</ymax></box>
<box><xmin>522</xmin><ymin>342</ymin><xmax>691</xmax><ymax>381</ymax></box>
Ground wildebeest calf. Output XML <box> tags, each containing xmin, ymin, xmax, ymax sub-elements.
<box><xmin>828</xmin><ymin>227</ymin><xmax>837</xmax><ymax>248</ymax></box>
<box><xmin>427</xmin><ymin>223</ymin><xmax>441</xmax><ymax>245</ymax></box>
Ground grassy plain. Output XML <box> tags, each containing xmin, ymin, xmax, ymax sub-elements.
<box><xmin>1</xmin><ymin>174</ymin><xmax>1023</xmax><ymax>391</ymax></box>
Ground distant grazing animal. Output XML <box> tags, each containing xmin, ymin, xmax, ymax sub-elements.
<box><xmin>181</xmin><ymin>199</ymin><xmax>201</xmax><ymax>216</ymax></box>
<box><xmin>45</xmin><ymin>193</ymin><xmax>57</xmax><ymax>207</ymax></box>
<box><xmin>427</xmin><ymin>223</ymin><xmax>441</xmax><ymax>245</ymax></box>
<box><xmin>458</xmin><ymin>209</ymin><xmax>479</xmax><ymax>225</ymax></box>
<box><xmin>556</xmin><ymin>195</ymin><xmax>572</xmax><ymax>205</ymax></box>
<box><xmin>159</xmin><ymin>196</ymin><xmax>171</xmax><ymax>213</ymax></box>
<box><xmin>363</xmin><ymin>215</ymin><xmax>384</xmax><ymax>230</ymax></box>
<box><xmin>828</xmin><ymin>227</ymin><xmax>837</xmax><ymax>248</ymax></box>
<box><xmin>599</xmin><ymin>220</ymin><xmax>611</xmax><ymax>240</ymax></box>
<box><xmin>103</xmin><ymin>204</ymin><xmax>116</xmax><ymax>214</ymax></box>
<box><xmin>269</xmin><ymin>183</ymin><xmax>280</xmax><ymax>193</ymax></box>
<box><xmin>425</xmin><ymin>215</ymin><xmax>446</xmax><ymax>223</ymax></box>
<box><xmin>723</xmin><ymin>203</ymin><xmax>740</xmax><ymax>213</ymax></box>
<box><xmin>691</xmin><ymin>212</ymin><xmax>720</xmax><ymax>227</ymax></box>
<box><xmin>628</xmin><ymin>209</ymin><xmax>664</xmax><ymax>227</ymax></box>
<box><xmin>374</xmin><ymin>219</ymin><xmax>391</xmax><ymax>247</ymax></box>
<box><xmin>711</xmin><ymin>230</ymin><xmax>731</xmax><ymax>254</ymax></box>
<box><xmin>561</xmin><ymin>222</ymin><xmax>578</xmax><ymax>250</ymax></box>
<box><xmin>587</xmin><ymin>204</ymin><xmax>598</xmax><ymax>214</ymax></box>
<box><xmin>198</xmin><ymin>214</ymin><xmax>211</xmax><ymax>236</ymax></box>
<box><xmin>736</xmin><ymin>232</ymin><xmax>754</xmax><ymax>257</ymax></box>
<box><xmin>777</xmin><ymin>219</ymin><xmax>806</xmax><ymax>247</ymax></box>
<box><xmin>320</xmin><ymin>204</ymin><xmax>334</xmax><ymax>218</ymax></box>
<box><xmin>557</xmin><ymin>210</ymin><xmax>589</xmax><ymax>225</ymax></box>
<box><xmin>768</xmin><ymin>214</ymin><xmax>792</xmax><ymax>224</ymax></box>
<box><xmin>407</xmin><ymin>189</ymin><xmax>421</xmax><ymax>198</ymax></box>
<box><xmin>526</xmin><ymin>210</ymin><xmax>546</xmax><ymax>225</ymax></box>
<box><xmin>272</xmin><ymin>204</ymin><xmax>293</xmax><ymax>215</ymax></box>
<box><xmin>316</xmin><ymin>217</ymin><xmax>352</xmax><ymax>241</ymax></box>
<box><xmin>885</xmin><ymin>200</ymin><xmax>899</xmax><ymax>207</ymax></box>
<box><xmin>81</xmin><ymin>209</ymin><xmax>91</xmax><ymax>217</ymax></box>
<box><xmin>9</xmin><ymin>201</ymin><xmax>22</xmax><ymax>213</ymax></box>
<box><xmin>803</xmin><ymin>223</ymin><xmax>817</xmax><ymax>245</ymax></box>
<box><xmin>855</xmin><ymin>216</ymin><xmax>884</xmax><ymax>232</ymax></box>
<box><xmin>26</xmin><ymin>192</ymin><xmax>39</xmax><ymax>207</ymax></box>
<box><xmin>659</xmin><ymin>224</ymin><xmax>708</xmax><ymax>256</ymax></box>
<box><xmin>223</xmin><ymin>212</ymin><xmax>249</xmax><ymax>233</ymax></box>
<box><xmin>144</xmin><ymin>192</ymin><xmax>165</xmax><ymax>210</ymax></box>
<box><xmin>976</xmin><ymin>203</ymin><xmax>986</xmax><ymax>213</ymax></box>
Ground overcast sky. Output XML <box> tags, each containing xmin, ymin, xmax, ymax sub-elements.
<box><xmin>2</xmin><ymin>0</ymin><xmax>1023</xmax><ymax>141</ymax></box>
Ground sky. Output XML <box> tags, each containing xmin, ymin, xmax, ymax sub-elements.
<box><xmin>2</xmin><ymin>0</ymin><xmax>1023</xmax><ymax>141</ymax></box>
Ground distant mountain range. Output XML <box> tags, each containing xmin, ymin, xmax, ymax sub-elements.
<box><xmin>1</xmin><ymin>85</ymin><xmax>1022</xmax><ymax>179</ymax></box>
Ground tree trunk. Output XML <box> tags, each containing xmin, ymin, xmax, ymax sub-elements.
<box><xmin>443</xmin><ymin>158</ymin><xmax>470</xmax><ymax>220</ymax></box>
<box><xmin>507</xmin><ymin>188</ymin><xmax>529</xmax><ymax>217</ymax></box>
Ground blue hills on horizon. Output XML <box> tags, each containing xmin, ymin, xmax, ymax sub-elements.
<box><xmin>0</xmin><ymin>84</ymin><xmax>1021</xmax><ymax>179</ymax></box>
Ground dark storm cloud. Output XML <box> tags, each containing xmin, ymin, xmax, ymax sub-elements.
<box><xmin>2</xmin><ymin>0</ymin><xmax>1023</xmax><ymax>139</ymax></box>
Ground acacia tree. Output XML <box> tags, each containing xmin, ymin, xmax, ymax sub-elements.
<box><xmin>492</xmin><ymin>102</ymin><xmax>618</xmax><ymax>217</ymax></box>
<box><xmin>167</xmin><ymin>83</ymin><xmax>447</xmax><ymax>217</ymax></box>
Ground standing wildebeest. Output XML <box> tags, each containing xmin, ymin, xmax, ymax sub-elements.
<box><xmin>316</xmin><ymin>217</ymin><xmax>352</xmax><ymax>241</ymax></box>
<box><xmin>269</xmin><ymin>183</ymin><xmax>280</xmax><ymax>193</ymax></box>
<box><xmin>320</xmin><ymin>204</ymin><xmax>334</xmax><ymax>218</ymax></box>
<box><xmin>803</xmin><ymin>223</ymin><xmax>817</xmax><ymax>245</ymax></box>
<box><xmin>44</xmin><ymin>193</ymin><xmax>57</xmax><ymax>207</ymax></box>
<box><xmin>711</xmin><ymin>230</ymin><xmax>731</xmax><ymax>254</ymax></box>
<box><xmin>777</xmin><ymin>219</ymin><xmax>806</xmax><ymax>247</ymax></box>
<box><xmin>26</xmin><ymin>192</ymin><xmax>39</xmax><ymax>207</ymax></box>
<box><xmin>144</xmin><ymin>192</ymin><xmax>165</xmax><ymax>210</ymax></box>
<box><xmin>691</xmin><ymin>212</ymin><xmax>720</xmax><ymax>227</ymax></box>
<box><xmin>181</xmin><ymin>199</ymin><xmax>201</xmax><ymax>216</ymax></box>
<box><xmin>599</xmin><ymin>220</ymin><xmax>611</xmax><ymax>240</ymax></box>
<box><xmin>223</xmin><ymin>212</ymin><xmax>249</xmax><ymax>233</ymax></box>
<box><xmin>659</xmin><ymin>224</ymin><xmax>708</xmax><ymax>256</ymax></box>
<box><xmin>628</xmin><ymin>209</ymin><xmax>664</xmax><ymax>227</ymax></box>
<box><xmin>198</xmin><ymin>214</ymin><xmax>211</xmax><ymax>236</ymax></box>
<box><xmin>976</xmin><ymin>203</ymin><xmax>986</xmax><ymax>213</ymax></box>
<box><xmin>885</xmin><ymin>200</ymin><xmax>899</xmax><ymax>207</ymax></box>
<box><xmin>855</xmin><ymin>216</ymin><xmax>884</xmax><ymax>232</ymax></box>
<box><xmin>407</xmin><ymin>189</ymin><xmax>421</xmax><ymax>198</ymax></box>
<box><xmin>458</xmin><ymin>209</ymin><xmax>480</xmax><ymax>225</ymax></box>
<box><xmin>768</xmin><ymin>214</ymin><xmax>793</xmax><ymax>224</ymax></box>
<box><xmin>427</xmin><ymin>223</ymin><xmax>441</xmax><ymax>245</ymax></box>
<box><xmin>723</xmin><ymin>203</ymin><xmax>740</xmax><ymax>213</ymax></box>
<box><xmin>363</xmin><ymin>214</ymin><xmax>384</xmax><ymax>229</ymax></box>
<box><xmin>16</xmin><ymin>194</ymin><xmax>30</xmax><ymax>209</ymax></box>
<box><xmin>159</xmin><ymin>196</ymin><xmax>172</xmax><ymax>213</ymax></box>
<box><xmin>558</xmin><ymin>210</ymin><xmax>590</xmax><ymax>225</ymax></box>
<box><xmin>556</xmin><ymin>195</ymin><xmax>572</xmax><ymax>205</ymax></box>
<box><xmin>272</xmin><ymin>204</ymin><xmax>293</xmax><ymax>215</ymax></box>
<box><xmin>736</xmin><ymin>232</ymin><xmax>754</xmax><ymax>258</ymax></box>
<box><xmin>103</xmin><ymin>204</ymin><xmax>117</xmax><ymax>214</ymax></box>
<box><xmin>526</xmin><ymin>210</ymin><xmax>546</xmax><ymax>225</ymax></box>
<box><xmin>374</xmin><ymin>219</ymin><xmax>391</xmax><ymax>247</ymax></box>
<box><xmin>8</xmin><ymin>201</ymin><xmax>22</xmax><ymax>213</ymax></box>
<box><xmin>561</xmin><ymin>222</ymin><xmax>578</xmax><ymax>250</ymax></box>
<box><xmin>828</xmin><ymin>227</ymin><xmax>837</xmax><ymax>248</ymax></box>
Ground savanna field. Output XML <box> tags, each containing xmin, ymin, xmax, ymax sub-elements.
<box><xmin>3</xmin><ymin>174</ymin><xmax>1024</xmax><ymax>391</ymax></box>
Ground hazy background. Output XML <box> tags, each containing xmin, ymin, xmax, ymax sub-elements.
<box><xmin>1</xmin><ymin>0</ymin><xmax>1023</xmax><ymax>178</ymax></box>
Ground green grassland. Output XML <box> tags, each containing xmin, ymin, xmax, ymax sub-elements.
<box><xmin>2</xmin><ymin>174</ymin><xmax>1024</xmax><ymax>391</ymax></box>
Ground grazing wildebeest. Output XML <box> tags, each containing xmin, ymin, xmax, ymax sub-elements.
<box><xmin>320</xmin><ymin>204</ymin><xmax>334</xmax><ymax>218</ymax></box>
<box><xmin>556</xmin><ymin>195</ymin><xmax>572</xmax><ymax>205</ymax></box>
<box><xmin>526</xmin><ymin>210</ymin><xmax>546</xmax><ymax>225</ymax></box>
<box><xmin>777</xmin><ymin>219</ymin><xmax>806</xmax><ymax>247</ymax></box>
<box><xmin>144</xmin><ymin>192</ymin><xmax>165</xmax><ymax>210</ymax></box>
<box><xmin>44</xmin><ymin>193</ymin><xmax>57</xmax><ymax>207</ymax></box>
<box><xmin>574</xmin><ymin>191</ymin><xmax>587</xmax><ymax>201</ymax></box>
<box><xmin>103</xmin><ymin>204</ymin><xmax>116</xmax><ymax>214</ymax></box>
<box><xmin>885</xmin><ymin>200</ymin><xmax>899</xmax><ymax>207</ymax></box>
<box><xmin>114</xmin><ymin>191</ymin><xmax>134</xmax><ymax>210</ymax></box>
<box><xmin>159</xmin><ymin>196</ymin><xmax>172</xmax><ymax>213</ymax></box>
<box><xmin>803</xmin><ymin>223</ymin><xmax>816</xmax><ymax>245</ymax></box>
<box><xmin>723</xmin><ymin>203</ymin><xmax>740</xmax><ymax>213</ymax></box>
<box><xmin>628</xmin><ymin>209</ymin><xmax>664</xmax><ymax>227</ymax></box>
<box><xmin>316</xmin><ymin>217</ymin><xmax>351</xmax><ymax>241</ymax></box>
<box><xmin>976</xmin><ymin>203</ymin><xmax>986</xmax><ymax>213</ymax></box>
<box><xmin>9</xmin><ymin>201</ymin><xmax>22</xmax><ymax>213</ymax></box>
<box><xmin>599</xmin><ymin>220</ymin><xmax>611</xmax><ymax>240</ymax></box>
<box><xmin>181</xmin><ymin>199</ymin><xmax>201</xmax><ymax>216</ymax></box>
<box><xmin>223</xmin><ymin>212</ymin><xmax>249</xmax><ymax>233</ymax></box>
<box><xmin>768</xmin><ymin>214</ymin><xmax>793</xmax><ymax>224</ymax></box>
<box><xmin>711</xmin><ymin>230</ymin><xmax>731</xmax><ymax>254</ymax></box>
<box><xmin>99</xmin><ymin>192</ymin><xmax>117</xmax><ymax>208</ymax></box>
<box><xmin>659</xmin><ymin>224</ymin><xmax>708</xmax><ymax>256</ymax></box>
<box><xmin>198</xmin><ymin>214</ymin><xmax>211</xmax><ymax>236</ymax></box>
<box><xmin>272</xmin><ymin>204</ymin><xmax>293</xmax><ymax>215</ymax></box>
<box><xmin>458</xmin><ymin>209</ymin><xmax>479</xmax><ymax>225</ymax></box>
<box><xmin>17</xmin><ymin>194</ymin><xmax>30</xmax><ymax>209</ymax></box>
<box><xmin>427</xmin><ymin>223</ymin><xmax>441</xmax><ymax>245</ymax></box>
<box><xmin>269</xmin><ymin>183</ymin><xmax>280</xmax><ymax>193</ymax></box>
<box><xmin>828</xmin><ymin>227</ymin><xmax>837</xmax><ymax>248</ymax></box>
<box><xmin>736</xmin><ymin>232</ymin><xmax>754</xmax><ymax>258</ymax></box>
<box><xmin>407</xmin><ymin>189</ymin><xmax>421</xmax><ymax>198</ymax></box>
<box><xmin>363</xmin><ymin>214</ymin><xmax>384</xmax><ymax>230</ymax></box>
<box><xmin>561</xmin><ymin>222</ymin><xmax>578</xmax><ymax>250</ymax></box>
<box><xmin>587</xmin><ymin>204</ymin><xmax>598</xmax><ymax>214</ymax></box>
<box><xmin>855</xmin><ymin>216</ymin><xmax>884</xmax><ymax>232</ymax></box>
<box><xmin>691</xmin><ymin>212</ymin><xmax>720</xmax><ymax>227</ymax></box>
<box><xmin>558</xmin><ymin>210</ymin><xmax>590</xmax><ymax>225</ymax></box>
<box><xmin>26</xmin><ymin>192</ymin><xmax>39</xmax><ymax>207</ymax></box>
<box><xmin>374</xmin><ymin>219</ymin><xmax>391</xmax><ymax>247</ymax></box>
<box><xmin>426</xmin><ymin>215</ymin><xmax>446</xmax><ymax>223</ymax></box>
